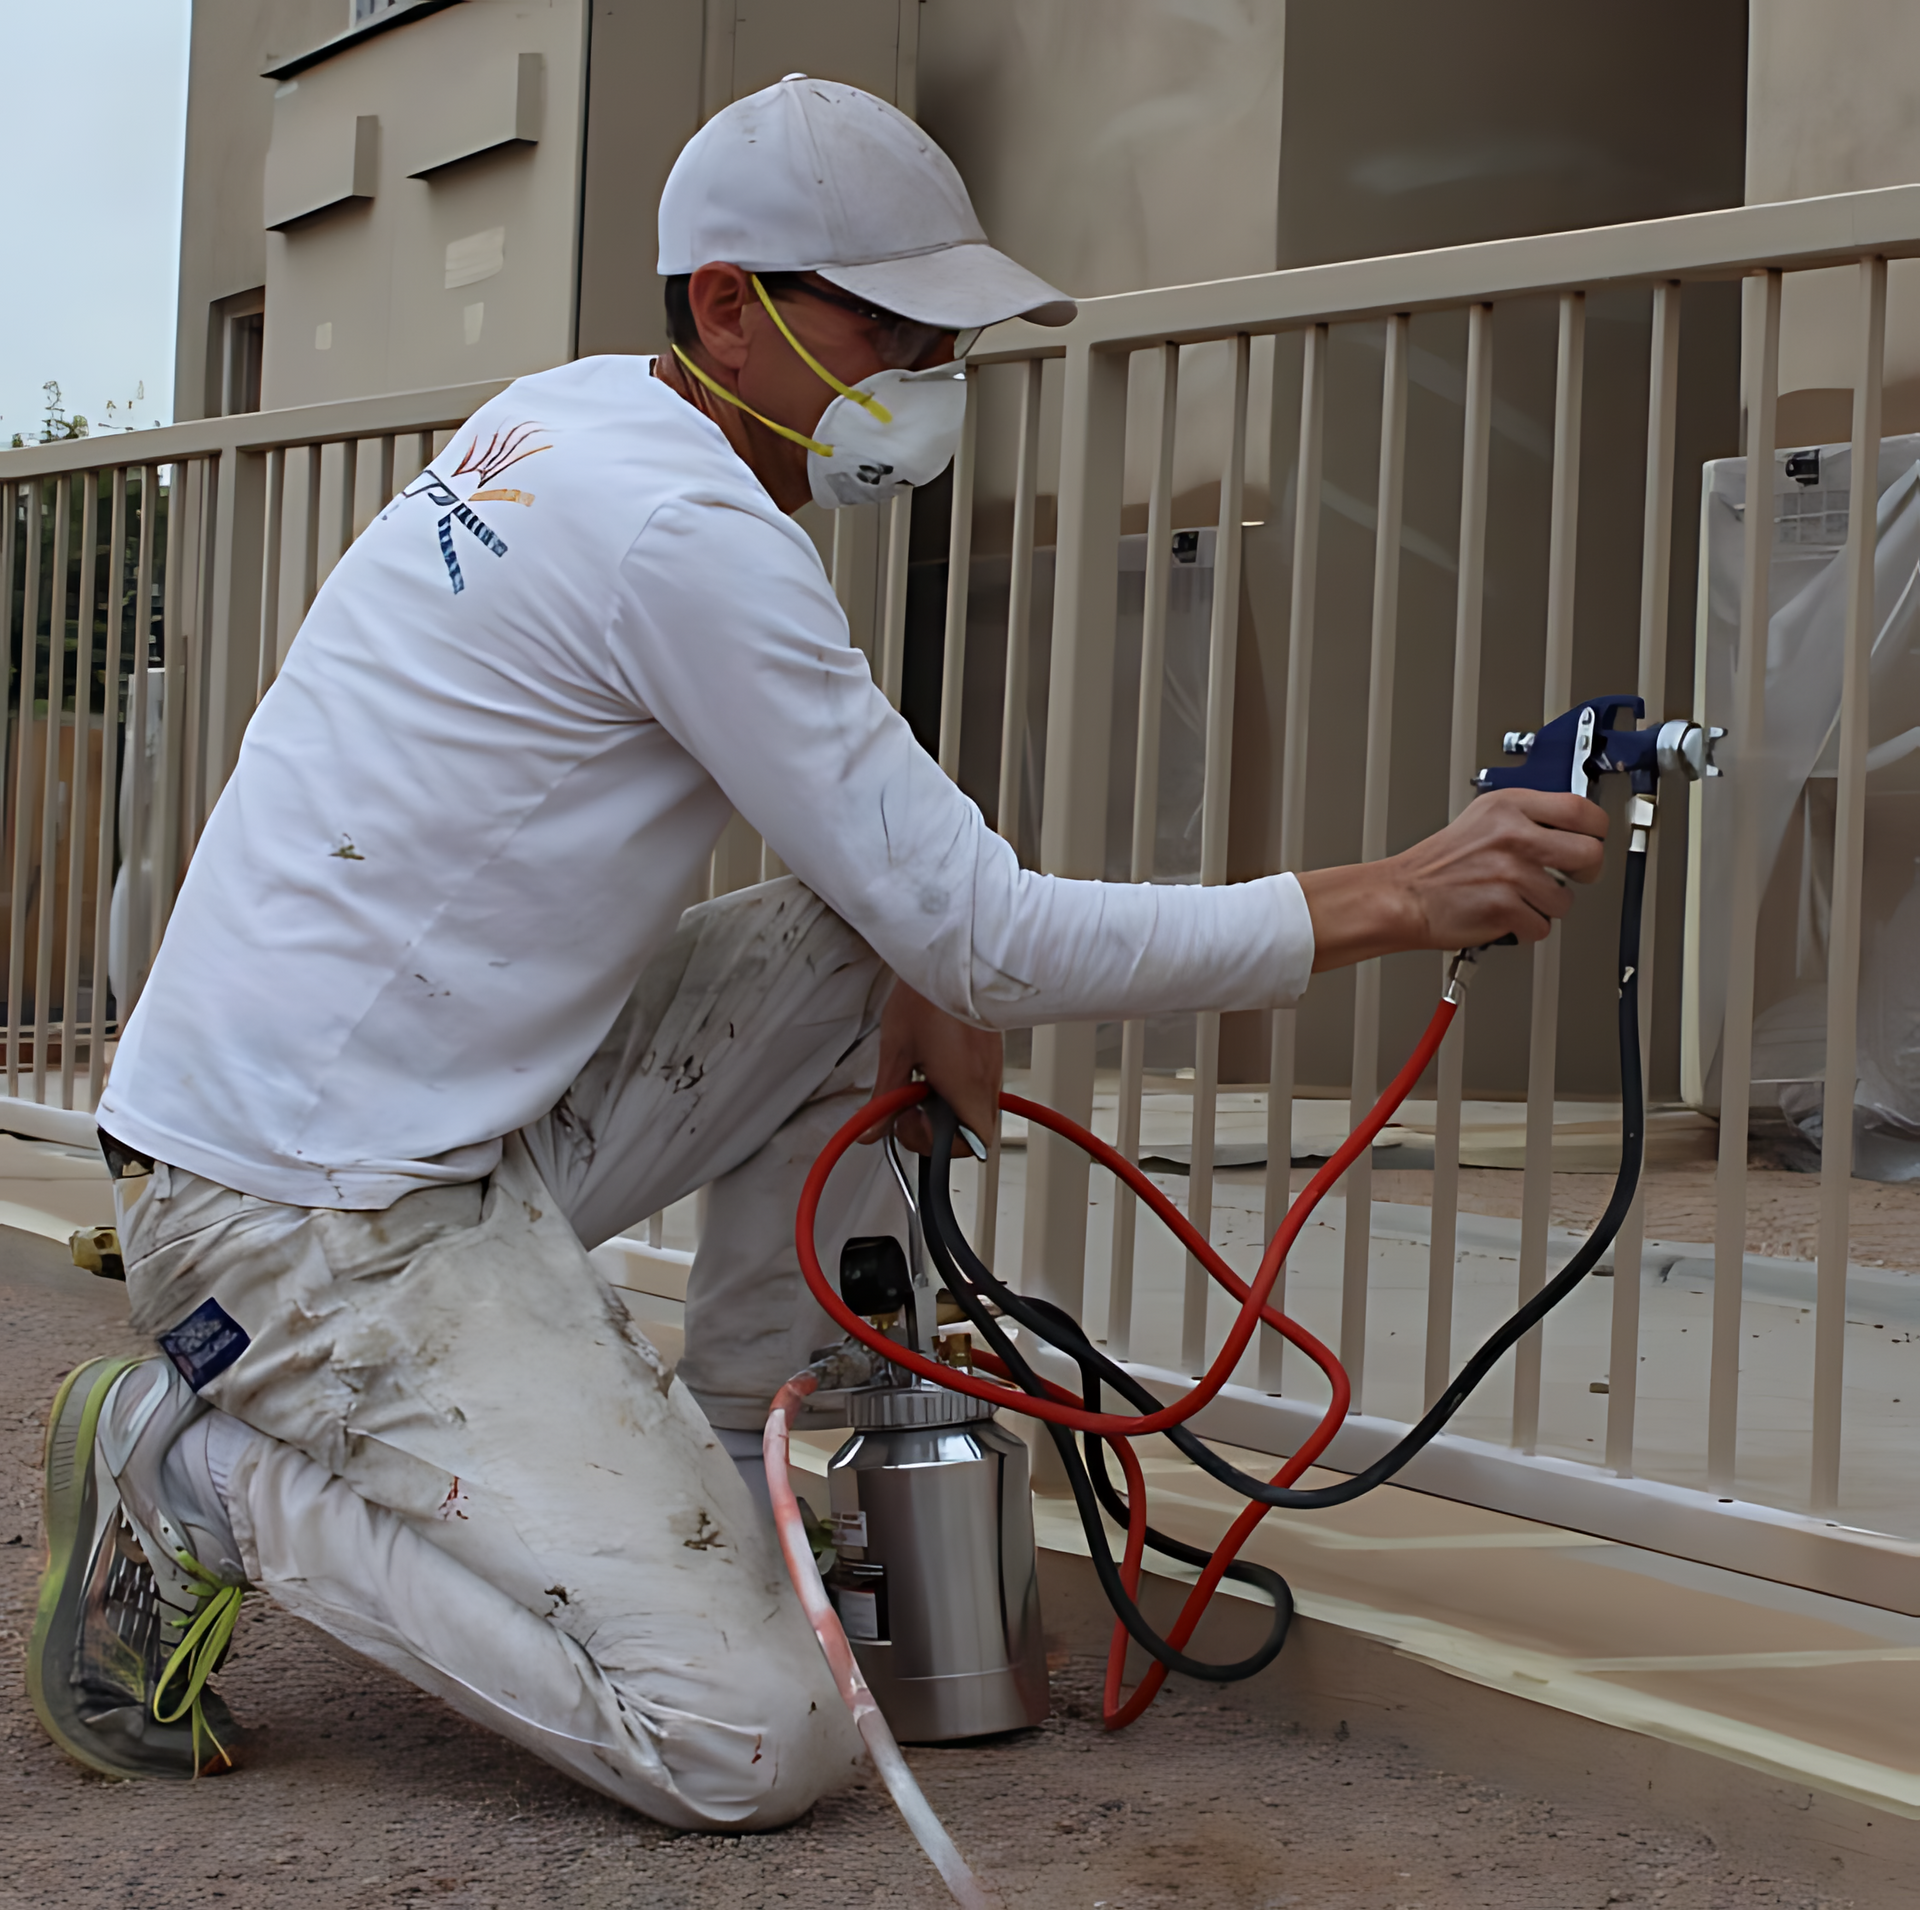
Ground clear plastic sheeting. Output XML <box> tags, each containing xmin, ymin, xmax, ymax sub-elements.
<box><xmin>1687</xmin><ymin>433</ymin><xmax>1920</xmax><ymax>1178</ymax></box>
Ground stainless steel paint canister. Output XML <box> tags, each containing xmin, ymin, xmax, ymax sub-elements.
<box><xmin>825</xmin><ymin>1376</ymin><xmax>1050</xmax><ymax>1743</ymax></box>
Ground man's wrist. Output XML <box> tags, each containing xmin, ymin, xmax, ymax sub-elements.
<box><xmin>1297</xmin><ymin>858</ymin><xmax>1426</xmax><ymax>972</ymax></box>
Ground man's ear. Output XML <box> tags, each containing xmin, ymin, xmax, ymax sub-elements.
<box><xmin>688</xmin><ymin>264</ymin><xmax>754</xmax><ymax>372</ymax></box>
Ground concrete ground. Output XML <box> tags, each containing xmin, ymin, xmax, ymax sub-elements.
<box><xmin>0</xmin><ymin>1224</ymin><xmax>1873</xmax><ymax>1909</ymax></box>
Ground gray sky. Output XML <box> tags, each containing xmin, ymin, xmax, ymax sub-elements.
<box><xmin>0</xmin><ymin>1</ymin><xmax>190</xmax><ymax>445</ymax></box>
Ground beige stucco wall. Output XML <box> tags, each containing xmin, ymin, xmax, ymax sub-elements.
<box><xmin>174</xmin><ymin>0</ymin><xmax>338</xmax><ymax>420</ymax></box>
<box><xmin>259</xmin><ymin>0</ymin><xmax>589</xmax><ymax>410</ymax></box>
<box><xmin>1749</xmin><ymin>0</ymin><xmax>1920</xmax><ymax>436</ymax></box>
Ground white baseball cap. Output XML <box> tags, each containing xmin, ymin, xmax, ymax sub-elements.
<box><xmin>658</xmin><ymin>75</ymin><xmax>1076</xmax><ymax>330</ymax></box>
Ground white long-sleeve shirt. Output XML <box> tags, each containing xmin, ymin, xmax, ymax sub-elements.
<box><xmin>99</xmin><ymin>358</ymin><xmax>1314</xmax><ymax>1207</ymax></box>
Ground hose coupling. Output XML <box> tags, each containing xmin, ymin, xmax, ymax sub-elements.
<box><xmin>1443</xmin><ymin>949</ymin><xmax>1479</xmax><ymax>1005</ymax></box>
<box><xmin>1627</xmin><ymin>791</ymin><xmax>1657</xmax><ymax>856</ymax></box>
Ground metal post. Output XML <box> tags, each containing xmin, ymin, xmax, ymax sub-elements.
<box><xmin>1606</xmin><ymin>282</ymin><xmax>1682</xmax><ymax>1472</ymax></box>
<box><xmin>1339</xmin><ymin>314</ymin><xmax>1411</xmax><ymax>1402</ymax></box>
<box><xmin>6</xmin><ymin>480</ymin><xmax>39</xmax><ymax>1098</ymax></box>
<box><xmin>61</xmin><ymin>471</ymin><xmax>99</xmax><ymax>1109</ymax></box>
<box><xmin>996</xmin><ymin>361</ymin><xmax>1045</xmax><ymax>851</ymax></box>
<box><xmin>937</xmin><ymin>368</ymin><xmax>978</xmax><ymax>782</ymax></box>
<box><xmin>259</xmin><ymin>446</ymin><xmax>285</xmax><ymax>699</ymax></box>
<box><xmin>1109</xmin><ymin>342</ymin><xmax>1180</xmax><ymax>1360</ymax></box>
<box><xmin>1708</xmin><ymin>270</ymin><xmax>1781</xmax><ymax>1496</ymax></box>
<box><xmin>1182</xmin><ymin>334</ymin><xmax>1252</xmax><ymax>1374</ymax></box>
<box><xmin>31</xmin><ymin>477</ymin><xmax>70</xmax><ymax>1102</ymax></box>
<box><xmin>89</xmin><ymin>468</ymin><xmax>127</xmax><ymax>1104</ymax></box>
<box><xmin>1811</xmin><ymin>255</ymin><xmax>1887</xmax><ymax>1511</ymax></box>
<box><xmin>337</xmin><ymin>436</ymin><xmax>360</xmax><ymax>560</ymax></box>
<box><xmin>1513</xmin><ymin>290</ymin><xmax>1586</xmax><ymax>1453</ymax></box>
<box><xmin>878</xmin><ymin>491</ymin><xmax>912</xmax><ymax>709</ymax></box>
<box><xmin>1425</xmin><ymin>302</ymin><xmax>1494</xmax><ymax>1409</ymax></box>
<box><xmin>1021</xmin><ymin>342</ymin><xmax>1129</xmax><ymax>1321</ymax></box>
<box><xmin>300</xmin><ymin>443</ymin><xmax>322</xmax><ymax>618</ymax></box>
<box><xmin>1262</xmin><ymin>324</ymin><xmax>1328</xmax><ymax>1392</ymax></box>
<box><xmin>206</xmin><ymin>444</ymin><xmax>266</xmax><ymax>816</ymax></box>
<box><xmin>154</xmin><ymin>462</ymin><xmax>187</xmax><ymax>949</ymax></box>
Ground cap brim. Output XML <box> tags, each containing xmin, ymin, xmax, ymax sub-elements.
<box><xmin>818</xmin><ymin>243</ymin><xmax>1076</xmax><ymax>329</ymax></box>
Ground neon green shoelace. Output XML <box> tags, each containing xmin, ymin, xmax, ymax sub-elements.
<box><xmin>152</xmin><ymin>1554</ymin><xmax>243</xmax><ymax>1773</ymax></box>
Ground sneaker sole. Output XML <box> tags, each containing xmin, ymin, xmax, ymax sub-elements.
<box><xmin>26</xmin><ymin>1356</ymin><xmax>243</xmax><ymax>1782</ymax></box>
<box><xmin>28</xmin><ymin>1357</ymin><xmax>144</xmax><ymax>1780</ymax></box>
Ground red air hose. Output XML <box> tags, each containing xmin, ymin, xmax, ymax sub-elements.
<box><xmin>792</xmin><ymin>992</ymin><xmax>1459</xmax><ymax>1728</ymax></box>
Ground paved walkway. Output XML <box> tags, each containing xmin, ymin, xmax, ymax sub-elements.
<box><xmin>0</xmin><ymin>1223</ymin><xmax>1873</xmax><ymax>1908</ymax></box>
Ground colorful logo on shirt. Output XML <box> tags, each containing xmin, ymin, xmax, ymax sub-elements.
<box><xmin>386</xmin><ymin>422</ymin><xmax>552</xmax><ymax>594</ymax></box>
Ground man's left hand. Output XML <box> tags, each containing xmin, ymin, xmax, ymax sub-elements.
<box><xmin>864</xmin><ymin>982</ymin><xmax>1002</xmax><ymax>1156</ymax></box>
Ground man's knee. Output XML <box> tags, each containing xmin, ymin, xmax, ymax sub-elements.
<box><xmin>607</xmin><ymin>1666</ymin><xmax>865</xmax><ymax>1832</ymax></box>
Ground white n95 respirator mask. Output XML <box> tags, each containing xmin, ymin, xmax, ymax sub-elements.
<box><xmin>671</xmin><ymin>275</ymin><xmax>969</xmax><ymax>510</ymax></box>
<box><xmin>805</xmin><ymin>364</ymin><xmax>967</xmax><ymax>510</ymax></box>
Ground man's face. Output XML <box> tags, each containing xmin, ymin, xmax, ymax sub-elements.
<box><xmin>680</xmin><ymin>264</ymin><xmax>957</xmax><ymax>510</ymax></box>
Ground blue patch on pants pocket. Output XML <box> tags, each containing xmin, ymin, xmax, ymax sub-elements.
<box><xmin>158</xmin><ymin>1297</ymin><xmax>251</xmax><ymax>1391</ymax></box>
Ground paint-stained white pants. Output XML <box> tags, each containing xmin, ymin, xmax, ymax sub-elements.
<box><xmin>116</xmin><ymin>879</ymin><xmax>904</xmax><ymax>1828</ymax></box>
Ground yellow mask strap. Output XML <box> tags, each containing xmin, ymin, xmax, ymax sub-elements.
<box><xmin>670</xmin><ymin>344</ymin><xmax>832</xmax><ymax>456</ymax></box>
<box><xmin>750</xmin><ymin>275</ymin><xmax>894</xmax><ymax>425</ymax></box>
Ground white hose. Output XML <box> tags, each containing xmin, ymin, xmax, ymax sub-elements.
<box><xmin>764</xmin><ymin>1373</ymin><xmax>1000</xmax><ymax>1910</ymax></box>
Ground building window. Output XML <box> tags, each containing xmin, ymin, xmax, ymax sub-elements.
<box><xmin>206</xmin><ymin>288</ymin><xmax>266</xmax><ymax>417</ymax></box>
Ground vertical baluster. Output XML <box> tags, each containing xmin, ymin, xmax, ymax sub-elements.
<box><xmin>154</xmin><ymin>460</ymin><xmax>188</xmax><ymax>951</ymax></box>
<box><xmin>88</xmin><ymin>469</ymin><xmax>128</xmax><ymax>1104</ymax></box>
<box><xmin>1426</xmin><ymin>303</ymin><xmax>1495</xmax><ymax>1408</ymax></box>
<box><xmin>1263</xmin><ymin>325</ymin><xmax>1328</xmax><ymax>1391</ymax></box>
<box><xmin>996</xmin><ymin>361</ymin><xmax>1045</xmax><ymax>852</ymax></box>
<box><xmin>1338</xmin><ymin>315</ymin><xmax>1411</xmax><ymax>1403</ymax></box>
<box><xmin>259</xmin><ymin>446</ymin><xmax>285</xmax><ymax>698</ymax></box>
<box><xmin>1606</xmin><ymin>283</ymin><xmax>1682</xmax><ymax>1470</ymax></box>
<box><xmin>1181</xmin><ymin>335</ymin><xmax>1252</xmax><ymax>1376</ymax></box>
<box><xmin>0</xmin><ymin>484</ymin><xmax>12</xmax><ymax>812</ymax></box>
<box><xmin>377</xmin><ymin>433</ymin><xmax>396</xmax><ymax>515</ymax></box>
<box><xmin>0</xmin><ymin>484</ymin><xmax>12</xmax><ymax>1093</ymax></box>
<box><xmin>937</xmin><ymin>373</ymin><xmax>1002</xmax><ymax>1251</ymax></box>
<box><xmin>300</xmin><ymin>443</ymin><xmax>322</xmax><ymax>618</ymax></box>
<box><xmin>338</xmin><ymin>436</ymin><xmax>360</xmax><ymax>558</ymax></box>
<box><xmin>1021</xmin><ymin>342</ymin><xmax>1130</xmax><ymax>1323</ymax></box>
<box><xmin>1708</xmin><ymin>271</ymin><xmax>1781</xmax><ymax>1495</ymax></box>
<box><xmin>122</xmin><ymin>469</ymin><xmax>158</xmax><ymax>1017</ymax></box>
<box><xmin>31</xmin><ymin>477</ymin><xmax>70</xmax><ymax>1103</ymax></box>
<box><xmin>61</xmin><ymin>471</ymin><xmax>99</xmax><ymax>1109</ymax></box>
<box><xmin>1512</xmin><ymin>291</ymin><xmax>1586</xmax><ymax>1453</ymax></box>
<box><xmin>878</xmin><ymin>490</ymin><xmax>911</xmax><ymax>709</ymax></box>
<box><xmin>974</xmin><ymin>364</ymin><xmax>1044</xmax><ymax>1267</ymax></box>
<box><xmin>7</xmin><ymin>480</ymin><xmax>40</xmax><ymax>1098</ymax></box>
<box><xmin>937</xmin><ymin>368</ymin><xmax>977</xmax><ymax>782</ymax></box>
<box><xmin>1108</xmin><ymin>343</ymin><xmax>1180</xmax><ymax>1361</ymax></box>
<box><xmin>1810</xmin><ymin>257</ymin><xmax>1886</xmax><ymax>1511</ymax></box>
<box><xmin>184</xmin><ymin>456</ymin><xmax>220</xmax><ymax>848</ymax></box>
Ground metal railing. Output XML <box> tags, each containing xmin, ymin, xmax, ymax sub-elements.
<box><xmin>8</xmin><ymin>185</ymin><xmax>1920</xmax><ymax>1606</ymax></box>
<box><xmin>933</xmin><ymin>184</ymin><xmax>1920</xmax><ymax>1607</ymax></box>
<box><xmin>0</xmin><ymin>382</ymin><xmax>508</xmax><ymax>1112</ymax></box>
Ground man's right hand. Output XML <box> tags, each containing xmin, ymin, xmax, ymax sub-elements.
<box><xmin>1297</xmin><ymin>789</ymin><xmax>1609</xmax><ymax>971</ymax></box>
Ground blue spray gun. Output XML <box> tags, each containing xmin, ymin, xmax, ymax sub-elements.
<box><xmin>1458</xmin><ymin>695</ymin><xmax>1723</xmax><ymax>957</ymax></box>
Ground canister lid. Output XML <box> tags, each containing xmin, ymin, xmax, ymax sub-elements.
<box><xmin>848</xmin><ymin>1378</ymin><xmax>998</xmax><ymax>1428</ymax></box>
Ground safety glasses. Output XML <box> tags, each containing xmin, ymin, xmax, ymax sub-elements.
<box><xmin>773</xmin><ymin>279</ymin><xmax>983</xmax><ymax>369</ymax></box>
